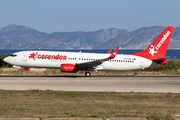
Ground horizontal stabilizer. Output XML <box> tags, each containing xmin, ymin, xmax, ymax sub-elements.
<box><xmin>153</xmin><ymin>57</ymin><xmax>175</xmax><ymax>65</ymax></box>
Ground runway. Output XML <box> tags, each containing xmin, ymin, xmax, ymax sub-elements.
<box><xmin>0</xmin><ymin>75</ymin><xmax>180</xmax><ymax>93</ymax></box>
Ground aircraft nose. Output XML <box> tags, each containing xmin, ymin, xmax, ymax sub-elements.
<box><xmin>3</xmin><ymin>57</ymin><xmax>9</xmax><ymax>63</ymax></box>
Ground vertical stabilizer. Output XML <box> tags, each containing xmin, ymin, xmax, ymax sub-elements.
<box><xmin>130</xmin><ymin>26</ymin><xmax>174</xmax><ymax>60</ymax></box>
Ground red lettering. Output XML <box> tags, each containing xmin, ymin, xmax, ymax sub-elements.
<box><xmin>60</xmin><ymin>55</ymin><xmax>63</xmax><ymax>60</ymax></box>
<box><xmin>48</xmin><ymin>55</ymin><xmax>51</xmax><ymax>60</ymax></box>
<box><xmin>63</xmin><ymin>55</ymin><xmax>67</xmax><ymax>60</ymax></box>
<box><xmin>30</xmin><ymin>52</ymin><xmax>38</xmax><ymax>60</ymax></box>
<box><xmin>29</xmin><ymin>52</ymin><xmax>67</xmax><ymax>61</ymax></box>
<box><xmin>42</xmin><ymin>55</ymin><xmax>45</xmax><ymax>59</ymax></box>
<box><xmin>52</xmin><ymin>55</ymin><xmax>55</xmax><ymax>60</ymax></box>
<box><xmin>56</xmin><ymin>54</ymin><xmax>60</xmax><ymax>60</ymax></box>
<box><xmin>46</xmin><ymin>55</ymin><xmax>48</xmax><ymax>59</ymax></box>
<box><xmin>38</xmin><ymin>54</ymin><xmax>41</xmax><ymax>59</ymax></box>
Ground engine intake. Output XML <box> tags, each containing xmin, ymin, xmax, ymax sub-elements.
<box><xmin>61</xmin><ymin>64</ymin><xmax>78</xmax><ymax>73</ymax></box>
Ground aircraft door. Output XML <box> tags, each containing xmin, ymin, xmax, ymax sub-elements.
<box><xmin>22</xmin><ymin>52</ymin><xmax>27</xmax><ymax>61</ymax></box>
<box><xmin>139</xmin><ymin>58</ymin><xmax>143</xmax><ymax>68</ymax></box>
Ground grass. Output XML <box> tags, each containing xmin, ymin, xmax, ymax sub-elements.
<box><xmin>0</xmin><ymin>90</ymin><xmax>180</xmax><ymax>119</ymax></box>
<box><xmin>0</xmin><ymin>68</ymin><xmax>3</xmax><ymax>74</ymax></box>
<box><xmin>2</xmin><ymin>68</ymin><xmax>180</xmax><ymax>76</ymax></box>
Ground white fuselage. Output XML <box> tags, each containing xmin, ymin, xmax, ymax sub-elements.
<box><xmin>3</xmin><ymin>51</ymin><xmax>157</xmax><ymax>71</ymax></box>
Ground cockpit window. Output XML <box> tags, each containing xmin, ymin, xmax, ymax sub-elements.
<box><xmin>11</xmin><ymin>54</ymin><xmax>17</xmax><ymax>57</ymax></box>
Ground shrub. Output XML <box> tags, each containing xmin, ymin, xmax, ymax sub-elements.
<box><xmin>0</xmin><ymin>53</ymin><xmax>12</xmax><ymax>68</ymax></box>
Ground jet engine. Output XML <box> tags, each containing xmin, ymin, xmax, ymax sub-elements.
<box><xmin>61</xmin><ymin>64</ymin><xmax>78</xmax><ymax>73</ymax></box>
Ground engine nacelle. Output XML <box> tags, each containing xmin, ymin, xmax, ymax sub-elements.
<box><xmin>61</xmin><ymin>64</ymin><xmax>78</xmax><ymax>73</ymax></box>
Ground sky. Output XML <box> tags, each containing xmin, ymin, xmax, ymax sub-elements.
<box><xmin>0</xmin><ymin>0</ymin><xmax>179</xmax><ymax>33</ymax></box>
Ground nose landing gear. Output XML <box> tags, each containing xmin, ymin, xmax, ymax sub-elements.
<box><xmin>18</xmin><ymin>70</ymin><xmax>22</xmax><ymax>74</ymax></box>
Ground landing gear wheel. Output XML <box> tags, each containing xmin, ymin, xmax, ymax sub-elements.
<box><xmin>18</xmin><ymin>70</ymin><xmax>22</xmax><ymax>74</ymax></box>
<box><xmin>85</xmin><ymin>72</ymin><xmax>91</xmax><ymax>77</ymax></box>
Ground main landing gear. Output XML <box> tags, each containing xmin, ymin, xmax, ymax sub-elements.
<box><xmin>85</xmin><ymin>71</ymin><xmax>91</xmax><ymax>77</ymax></box>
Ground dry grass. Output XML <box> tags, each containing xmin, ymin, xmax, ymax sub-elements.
<box><xmin>1</xmin><ymin>67</ymin><xmax>180</xmax><ymax>76</ymax></box>
<box><xmin>0</xmin><ymin>90</ymin><xmax>180</xmax><ymax>119</ymax></box>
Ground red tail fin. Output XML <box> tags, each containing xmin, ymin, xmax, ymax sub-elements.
<box><xmin>130</xmin><ymin>26</ymin><xmax>174</xmax><ymax>60</ymax></box>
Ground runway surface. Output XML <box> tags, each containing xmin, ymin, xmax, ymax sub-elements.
<box><xmin>0</xmin><ymin>75</ymin><xmax>180</xmax><ymax>93</ymax></box>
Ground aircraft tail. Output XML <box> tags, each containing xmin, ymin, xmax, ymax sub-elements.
<box><xmin>130</xmin><ymin>26</ymin><xmax>174</xmax><ymax>63</ymax></box>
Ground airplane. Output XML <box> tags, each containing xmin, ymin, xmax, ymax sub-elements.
<box><xmin>3</xmin><ymin>26</ymin><xmax>174</xmax><ymax>77</ymax></box>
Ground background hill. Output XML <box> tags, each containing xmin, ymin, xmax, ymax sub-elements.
<box><xmin>0</xmin><ymin>24</ymin><xmax>180</xmax><ymax>49</ymax></box>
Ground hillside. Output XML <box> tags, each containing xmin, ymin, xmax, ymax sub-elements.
<box><xmin>0</xmin><ymin>24</ymin><xmax>180</xmax><ymax>49</ymax></box>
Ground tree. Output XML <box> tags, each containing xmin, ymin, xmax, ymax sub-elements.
<box><xmin>0</xmin><ymin>53</ymin><xmax>12</xmax><ymax>68</ymax></box>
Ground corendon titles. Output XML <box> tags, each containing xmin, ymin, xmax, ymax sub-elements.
<box><xmin>155</xmin><ymin>31</ymin><xmax>171</xmax><ymax>50</ymax></box>
<box><xmin>29</xmin><ymin>52</ymin><xmax>67</xmax><ymax>61</ymax></box>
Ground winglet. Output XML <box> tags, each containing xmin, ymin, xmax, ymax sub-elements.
<box><xmin>107</xmin><ymin>48</ymin><xmax>112</xmax><ymax>54</ymax></box>
<box><xmin>108</xmin><ymin>47</ymin><xmax>119</xmax><ymax>59</ymax></box>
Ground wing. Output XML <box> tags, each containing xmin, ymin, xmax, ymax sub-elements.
<box><xmin>77</xmin><ymin>47</ymin><xmax>119</xmax><ymax>70</ymax></box>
